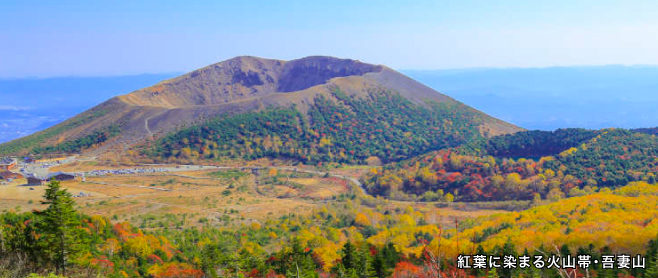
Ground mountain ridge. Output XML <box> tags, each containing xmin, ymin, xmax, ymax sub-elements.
<box><xmin>0</xmin><ymin>56</ymin><xmax>523</xmax><ymax>160</ymax></box>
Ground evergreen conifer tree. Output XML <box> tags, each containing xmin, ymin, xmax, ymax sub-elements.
<box><xmin>35</xmin><ymin>180</ymin><xmax>83</xmax><ymax>275</ymax></box>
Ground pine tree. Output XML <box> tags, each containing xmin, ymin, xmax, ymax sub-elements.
<box><xmin>644</xmin><ymin>239</ymin><xmax>658</xmax><ymax>278</ymax></box>
<box><xmin>372</xmin><ymin>250</ymin><xmax>389</xmax><ymax>278</ymax></box>
<box><xmin>519</xmin><ymin>248</ymin><xmax>536</xmax><ymax>278</ymax></box>
<box><xmin>559</xmin><ymin>244</ymin><xmax>571</xmax><ymax>257</ymax></box>
<box><xmin>355</xmin><ymin>244</ymin><xmax>375</xmax><ymax>278</ymax></box>
<box><xmin>501</xmin><ymin>238</ymin><xmax>516</xmax><ymax>278</ymax></box>
<box><xmin>342</xmin><ymin>241</ymin><xmax>357</xmax><ymax>270</ymax></box>
<box><xmin>642</xmin><ymin>240</ymin><xmax>658</xmax><ymax>278</ymax></box>
<box><xmin>382</xmin><ymin>242</ymin><xmax>399</xmax><ymax>268</ymax></box>
<box><xmin>597</xmin><ymin>246</ymin><xmax>617</xmax><ymax>278</ymax></box>
<box><xmin>35</xmin><ymin>180</ymin><xmax>83</xmax><ymax>275</ymax></box>
<box><xmin>644</xmin><ymin>256</ymin><xmax>658</xmax><ymax>278</ymax></box>
<box><xmin>282</xmin><ymin>239</ymin><xmax>318</xmax><ymax>278</ymax></box>
<box><xmin>201</xmin><ymin>244</ymin><xmax>218</xmax><ymax>277</ymax></box>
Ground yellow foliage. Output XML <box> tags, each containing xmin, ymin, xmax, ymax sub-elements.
<box><xmin>614</xmin><ymin>181</ymin><xmax>658</xmax><ymax>197</ymax></box>
<box><xmin>354</xmin><ymin>213</ymin><xmax>371</xmax><ymax>226</ymax></box>
<box><xmin>458</xmin><ymin>188</ymin><xmax>658</xmax><ymax>254</ymax></box>
<box><xmin>314</xmin><ymin>243</ymin><xmax>341</xmax><ymax>271</ymax></box>
<box><xmin>399</xmin><ymin>214</ymin><xmax>416</xmax><ymax>227</ymax></box>
<box><xmin>319</xmin><ymin>137</ymin><xmax>332</xmax><ymax>147</ymax></box>
<box><xmin>559</xmin><ymin>147</ymin><xmax>578</xmax><ymax>158</ymax></box>
<box><xmin>241</xmin><ymin>241</ymin><xmax>264</xmax><ymax>256</ymax></box>
<box><xmin>124</xmin><ymin>236</ymin><xmax>154</xmax><ymax>257</ymax></box>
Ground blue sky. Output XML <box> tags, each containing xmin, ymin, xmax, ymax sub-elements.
<box><xmin>2</xmin><ymin>0</ymin><xmax>657</xmax><ymax>77</ymax></box>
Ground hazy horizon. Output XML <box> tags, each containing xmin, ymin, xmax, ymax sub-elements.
<box><xmin>3</xmin><ymin>64</ymin><xmax>658</xmax><ymax>143</ymax></box>
<box><xmin>2</xmin><ymin>62</ymin><xmax>658</xmax><ymax>80</ymax></box>
<box><xmin>3</xmin><ymin>1</ymin><xmax>658</xmax><ymax>78</ymax></box>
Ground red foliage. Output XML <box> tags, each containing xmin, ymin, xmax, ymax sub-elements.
<box><xmin>311</xmin><ymin>252</ymin><xmax>326</xmax><ymax>270</ymax></box>
<box><xmin>391</xmin><ymin>261</ymin><xmax>425</xmax><ymax>278</ymax></box>
<box><xmin>91</xmin><ymin>256</ymin><xmax>114</xmax><ymax>269</ymax></box>
<box><xmin>155</xmin><ymin>264</ymin><xmax>204</xmax><ymax>278</ymax></box>
<box><xmin>245</xmin><ymin>268</ymin><xmax>260</xmax><ymax>278</ymax></box>
<box><xmin>148</xmin><ymin>254</ymin><xmax>164</xmax><ymax>264</ymax></box>
<box><xmin>265</xmin><ymin>269</ymin><xmax>284</xmax><ymax>278</ymax></box>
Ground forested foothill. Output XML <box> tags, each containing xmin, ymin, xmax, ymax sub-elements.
<box><xmin>365</xmin><ymin>128</ymin><xmax>658</xmax><ymax>202</ymax></box>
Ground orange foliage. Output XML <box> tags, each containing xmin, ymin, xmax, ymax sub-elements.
<box><xmin>391</xmin><ymin>261</ymin><xmax>425</xmax><ymax>278</ymax></box>
<box><xmin>150</xmin><ymin>263</ymin><xmax>204</xmax><ymax>278</ymax></box>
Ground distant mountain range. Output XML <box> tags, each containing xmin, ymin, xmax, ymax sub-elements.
<box><xmin>404</xmin><ymin>65</ymin><xmax>658</xmax><ymax>130</ymax></box>
<box><xmin>0</xmin><ymin>56</ymin><xmax>520</xmax><ymax>163</ymax></box>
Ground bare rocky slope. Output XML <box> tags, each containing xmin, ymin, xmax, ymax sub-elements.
<box><xmin>0</xmin><ymin>56</ymin><xmax>522</xmax><ymax>159</ymax></box>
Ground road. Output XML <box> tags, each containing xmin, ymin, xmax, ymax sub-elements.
<box><xmin>20</xmin><ymin>156</ymin><xmax>368</xmax><ymax>196</ymax></box>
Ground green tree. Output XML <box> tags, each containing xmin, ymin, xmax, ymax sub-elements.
<box><xmin>500</xmin><ymin>238</ymin><xmax>516</xmax><ymax>278</ymax></box>
<box><xmin>341</xmin><ymin>241</ymin><xmax>357</xmax><ymax>270</ymax></box>
<box><xmin>278</xmin><ymin>239</ymin><xmax>318</xmax><ymax>278</ymax></box>
<box><xmin>372</xmin><ymin>249</ymin><xmax>389</xmax><ymax>278</ymax></box>
<box><xmin>597</xmin><ymin>247</ymin><xmax>617</xmax><ymax>278</ymax></box>
<box><xmin>381</xmin><ymin>242</ymin><xmax>399</xmax><ymax>269</ymax></box>
<box><xmin>644</xmin><ymin>238</ymin><xmax>658</xmax><ymax>278</ymax></box>
<box><xmin>201</xmin><ymin>243</ymin><xmax>223</xmax><ymax>278</ymax></box>
<box><xmin>355</xmin><ymin>244</ymin><xmax>375</xmax><ymax>278</ymax></box>
<box><xmin>644</xmin><ymin>256</ymin><xmax>658</xmax><ymax>278</ymax></box>
<box><xmin>35</xmin><ymin>180</ymin><xmax>83</xmax><ymax>275</ymax></box>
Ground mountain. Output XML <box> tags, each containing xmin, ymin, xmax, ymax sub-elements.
<box><xmin>0</xmin><ymin>56</ymin><xmax>522</xmax><ymax>163</ymax></box>
<box><xmin>364</xmin><ymin>128</ymin><xmax>658</xmax><ymax>201</ymax></box>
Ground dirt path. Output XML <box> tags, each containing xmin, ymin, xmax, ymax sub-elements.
<box><xmin>144</xmin><ymin>115</ymin><xmax>154</xmax><ymax>138</ymax></box>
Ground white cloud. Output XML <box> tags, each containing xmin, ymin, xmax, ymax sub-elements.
<box><xmin>0</xmin><ymin>105</ymin><xmax>31</xmax><ymax>111</ymax></box>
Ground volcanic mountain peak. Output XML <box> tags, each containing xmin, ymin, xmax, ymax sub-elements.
<box><xmin>119</xmin><ymin>56</ymin><xmax>384</xmax><ymax>108</ymax></box>
<box><xmin>276</xmin><ymin>56</ymin><xmax>383</xmax><ymax>92</ymax></box>
<box><xmin>0</xmin><ymin>55</ymin><xmax>523</xmax><ymax>158</ymax></box>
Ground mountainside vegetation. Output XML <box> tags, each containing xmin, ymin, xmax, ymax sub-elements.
<box><xmin>365</xmin><ymin>128</ymin><xmax>658</xmax><ymax>202</ymax></box>
<box><xmin>31</xmin><ymin>125</ymin><xmax>122</xmax><ymax>155</ymax></box>
<box><xmin>143</xmin><ymin>89</ymin><xmax>485</xmax><ymax>165</ymax></box>
<box><xmin>2</xmin><ymin>180</ymin><xmax>658</xmax><ymax>278</ymax></box>
<box><xmin>460</xmin><ymin>128</ymin><xmax>601</xmax><ymax>158</ymax></box>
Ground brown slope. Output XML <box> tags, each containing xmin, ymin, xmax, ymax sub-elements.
<box><xmin>0</xmin><ymin>56</ymin><xmax>523</xmax><ymax>156</ymax></box>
